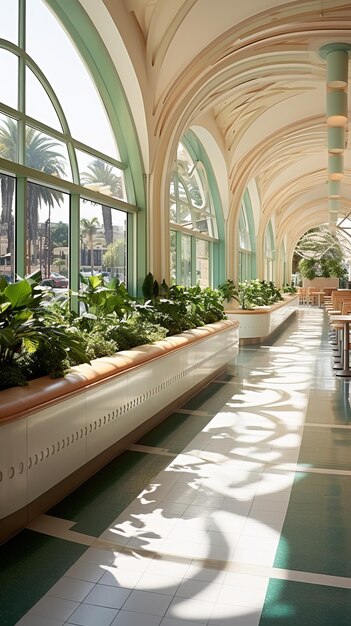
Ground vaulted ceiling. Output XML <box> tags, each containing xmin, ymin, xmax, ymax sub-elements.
<box><xmin>98</xmin><ymin>0</ymin><xmax>351</xmax><ymax>252</ymax></box>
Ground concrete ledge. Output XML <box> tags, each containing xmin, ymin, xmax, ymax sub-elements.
<box><xmin>225</xmin><ymin>295</ymin><xmax>298</xmax><ymax>344</ymax></box>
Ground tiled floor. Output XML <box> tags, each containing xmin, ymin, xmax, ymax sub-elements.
<box><xmin>2</xmin><ymin>306</ymin><xmax>351</xmax><ymax>625</ymax></box>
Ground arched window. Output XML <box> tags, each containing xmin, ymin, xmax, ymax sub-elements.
<box><xmin>0</xmin><ymin>0</ymin><xmax>139</xmax><ymax>290</ymax></box>
<box><xmin>264</xmin><ymin>221</ymin><xmax>275</xmax><ymax>281</ymax></box>
<box><xmin>238</xmin><ymin>190</ymin><xmax>256</xmax><ymax>282</ymax></box>
<box><xmin>169</xmin><ymin>135</ymin><xmax>220</xmax><ymax>287</ymax></box>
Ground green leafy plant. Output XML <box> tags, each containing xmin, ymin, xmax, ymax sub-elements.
<box><xmin>283</xmin><ymin>283</ymin><xmax>297</xmax><ymax>294</ymax></box>
<box><xmin>106</xmin><ymin>315</ymin><xmax>168</xmax><ymax>350</ymax></box>
<box><xmin>217</xmin><ymin>279</ymin><xmax>239</xmax><ymax>304</ymax></box>
<box><xmin>236</xmin><ymin>279</ymin><xmax>283</xmax><ymax>310</ymax></box>
<box><xmin>0</xmin><ymin>275</ymin><xmax>89</xmax><ymax>390</ymax></box>
<box><xmin>78</xmin><ymin>273</ymin><xmax>133</xmax><ymax>319</ymax></box>
<box><xmin>0</xmin><ymin>272</ymin><xmax>227</xmax><ymax>391</ymax></box>
<box><xmin>298</xmin><ymin>258</ymin><xmax>317</xmax><ymax>281</ymax></box>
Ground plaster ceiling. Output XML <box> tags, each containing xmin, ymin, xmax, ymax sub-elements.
<box><xmin>104</xmin><ymin>0</ymin><xmax>351</xmax><ymax>238</ymax></box>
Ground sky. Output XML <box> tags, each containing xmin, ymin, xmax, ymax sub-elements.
<box><xmin>0</xmin><ymin>0</ymin><xmax>126</xmax><ymax>226</ymax></box>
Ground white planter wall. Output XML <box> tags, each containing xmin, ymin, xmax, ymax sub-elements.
<box><xmin>0</xmin><ymin>322</ymin><xmax>239</xmax><ymax>524</ymax></box>
<box><xmin>226</xmin><ymin>295</ymin><xmax>298</xmax><ymax>341</ymax></box>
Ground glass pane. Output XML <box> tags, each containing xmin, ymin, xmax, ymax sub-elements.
<box><xmin>26</xmin><ymin>182</ymin><xmax>69</xmax><ymax>285</ymax></box>
<box><xmin>180</xmin><ymin>234</ymin><xmax>191</xmax><ymax>287</ymax></box>
<box><xmin>26</xmin><ymin>0</ymin><xmax>119</xmax><ymax>158</ymax></box>
<box><xmin>78</xmin><ymin>151</ymin><xmax>127</xmax><ymax>201</ymax></box>
<box><xmin>0</xmin><ymin>173</ymin><xmax>16</xmax><ymax>282</ymax></box>
<box><xmin>188</xmin><ymin>172</ymin><xmax>204</xmax><ymax>208</ymax></box>
<box><xmin>0</xmin><ymin>114</ymin><xmax>18</xmax><ymax>162</ymax></box>
<box><xmin>26</xmin><ymin>67</ymin><xmax>62</xmax><ymax>131</ymax></box>
<box><xmin>170</xmin><ymin>230</ymin><xmax>176</xmax><ymax>284</ymax></box>
<box><xmin>170</xmin><ymin>200</ymin><xmax>177</xmax><ymax>223</ymax></box>
<box><xmin>0</xmin><ymin>49</ymin><xmax>18</xmax><ymax>109</ymax></box>
<box><xmin>171</xmin><ymin>145</ymin><xmax>218</xmax><ymax>238</ymax></box>
<box><xmin>196</xmin><ymin>239</ymin><xmax>209</xmax><ymax>287</ymax></box>
<box><xmin>0</xmin><ymin>0</ymin><xmax>18</xmax><ymax>44</ymax></box>
<box><xmin>80</xmin><ymin>200</ymin><xmax>127</xmax><ymax>284</ymax></box>
<box><xmin>25</xmin><ymin>125</ymin><xmax>71</xmax><ymax>181</ymax></box>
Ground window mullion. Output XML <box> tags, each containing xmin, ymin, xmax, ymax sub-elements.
<box><xmin>15</xmin><ymin>176</ymin><xmax>26</xmax><ymax>277</ymax></box>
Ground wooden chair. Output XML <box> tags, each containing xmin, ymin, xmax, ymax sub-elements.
<box><xmin>297</xmin><ymin>287</ymin><xmax>307</xmax><ymax>305</ymax></box>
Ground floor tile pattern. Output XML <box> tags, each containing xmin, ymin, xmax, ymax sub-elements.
<box><xmin>1</xmin><ymin>308</ymin><xmax>351</xmax><ymax>625</ymax></box>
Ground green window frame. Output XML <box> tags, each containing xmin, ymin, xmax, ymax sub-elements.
<box><xmin>169</xmin><ymin>131</ymin><xmax>223</xmax><ymax>287</ymax></box>
<box><xmin>238</xmin><ymin>190</ymin><xmax>256</xmax><ymax>282</ymax></box>
<box><xmin>0</xmin><ymin>0</ymin><xmax>144</xmax><ymax>295</ymax></box>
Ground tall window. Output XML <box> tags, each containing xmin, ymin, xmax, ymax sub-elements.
<box><xmin>265</xmin><ymin>222</ymin><xmax>275</xmax><ymax>281</ymax></box>
<box><xmin>0</xmin><ymin>0</ymin><xmax>135</xmax><ymax>287</ymax></box>
<box><xmin>238</xmin><ymin>203</ymin><xmax>253</xmax><ymax>282</ymax></box>
<box><xmin>170</xmin><ymin>139</ymin><xmax>218</xmax><ymax>286</ymax></box>
<box><xmin>80</xmin><ymin>201</ymin><xmax>127</xmax><ymax>282</ymax></box>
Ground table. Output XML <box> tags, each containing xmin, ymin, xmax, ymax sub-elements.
<box><xmin>313</xmin><ymin>291</ymin><xmax>325</xmax><ymax>308</ymax></box>
<box><xmin>331</xmin><ymin>315</ymin><xmax>351</xmax><ymax>377</ymax></box>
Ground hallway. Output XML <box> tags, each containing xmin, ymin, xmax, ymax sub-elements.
<box><xmin>1</xmin><ymin>307</ymin><xmax>351</xmax><ymax>625</ymax></box>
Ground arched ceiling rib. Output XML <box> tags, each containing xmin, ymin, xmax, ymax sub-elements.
<box><xmin>109</xmin><ymin>0</ymin><xmax>351</xmax><ymax>245</ymax></box>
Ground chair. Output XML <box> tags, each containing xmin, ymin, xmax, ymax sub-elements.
<box><xmin>297</xmin><ymin>287</ymin><xmax>307</xmax><ymax>305</ymax></box>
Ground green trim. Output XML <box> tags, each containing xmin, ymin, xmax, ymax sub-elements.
<box><xmin>177</xmin><ymin>130</ymin><xmax>225</xmax><ymax>286</ymax></box>
<box><xmin>70</xmin><ymin>193</ymin><xmax>80</xmax><ymax>311</ymax></box>
<box><xmin>242</xmin><ymin>188</ymin><xmax>257</xmax><ymax>279</ymax></box>
<box><xmin>16</xmin><ymin>176</ymin><xmax>26</xmax><ymax>276</ymax></box>
<box><xmin>47</xmin><ymin>0</ymin><xmax>147</xmax><ymax>292</ymax></box>
<box><xmin>191</xmin><ymin>235</ymin><xmax>196</xmax><ymax>284</ymax></box>
<box><xmin>319</xmin><ymin>42</ymin><xmax>351</xmax><ymax>59</ymax></box>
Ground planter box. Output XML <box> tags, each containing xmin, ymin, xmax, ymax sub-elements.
<box><xmin>303</xmin><ymin>278</ymin><xmax>339</xmax><ymax>291</ymax></box>
<box><xmin>0</xmin><ymin>319</ymin><xmax>239</xmax><ymax>542</ymax></box>
<box><xmin>225</xmin><ymin>295</ymin><xmax>298</xmax><ymax>344</ymax></box>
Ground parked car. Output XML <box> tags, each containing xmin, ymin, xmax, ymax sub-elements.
<box><xmin>41</xmin><ymin>273</ymin><xmax>68</xmax><ymax>288</ymax></box>
<box><xmin>0</xmin><ymin>274</ymin><xmax>13</xmax><ymax>283</ymax></box>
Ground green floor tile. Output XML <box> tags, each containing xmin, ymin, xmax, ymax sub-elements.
<box><xmin>182</xmin><ymin>380</ymin><xmax>237</xmax><ymax>412</ymax></box>
<box><xmin>259</xmin><ymin>579</ymin><xmax>351</xmax><ymax>626</ymax></box>
<box><xmin>0</xmin><ymin>530</ymin><xmax>86</xmax><ymax>626</ymax></box>
<box><xmin>49</xmin><ymin>450</ymin><xmax>169</xmax><ymax>536</ymax></box>
<box><xmin>273</xmin><ymin>474</ymin><xmax>351</xmax><ymax>577</ymax></box>
<box><xmin>137</xmin><ymin>411</ymin><xmax>213</xmax><ymax>452</ymax></box>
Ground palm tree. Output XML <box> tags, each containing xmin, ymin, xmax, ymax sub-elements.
<box><xmin>0</xmin><ymin>118</ymin><xmax>66</xmax><ymax>273</ymax></box>
<box><xmin>0</xmin><ymin>120</ymin><xmax>17</xmax><ymax>262</ymax></box>
<box><xmin>81</xmin><ymin>159</ymin><xmax>124</xmax><ymax>245</ymax></box>
<box><xmin>80</xmin><ymin>216</ymin><xmax>101</xmax><ymax>274</ymax></box>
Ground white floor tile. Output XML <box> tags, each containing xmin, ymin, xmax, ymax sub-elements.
<box><xmin>66</xmin><ymin>603</ymin><xmax>118</xmax><ymax>626</ymax></box>
<box><xmin>208</xmin><ymin>603</ymin><xmax>261</xmax><ymax>626</ymax></box>
<box><xmin>81</xmin><ymin>547</ymin><xmax>118</xmax><ymax>566</ymax></box>
<box><xmin>83</xmin><ymin>583</ymin><xmax>132</xmax><ymax>609</ymax></box>
<box><xmin>29</xmin><ymin>595</ymin><xmax>78</xmax><ymax>621</ymax></box>
<box><xmin>183</xmin><ymin>564</ymin><xmax>226</xmax><ymax>584</ymax></box>
<box><xmin>135</xmin><ymin>572</ymin><xmax>182</xmax><ymax>595</ymax></box>
<box><xmin>99</xmin><ymin>567</ymin><xmax>143</xmax><ymax>589</ymax></box>
<box><xmin>216</xmin><ymin>583</ymin><xmax>267</xmax><ymax>608</ymax></box>
<box><xmin>15</xmin><ymin>615</ymin><xmax>64</xmax><ymax>626</ymax></box>
<box><xmin>64</xmin><ymin>560</ymin><xmax>105</xmax><ymax>583</ymax></box>
<box><xmin>223</xmin><ymin>572</ymin><xmax>269</xmax><ymax>591</ymax></box>
<box><xmin>147</xmin><ymin>558</ymin><xmax>192</xmax><ymax>579</ymax></box>
<box><xmin>161</xmin><ymin>617</ymin><xmax>207</xmax><ymax>626</ymax></box>
<box><xmin>122</xmin><ymin>590</ymin><xmax>173</xmax><ymax>617</ymax></box>
<box><xmin>113</xmin><ymin>553</ymin><xmax>153</xmax><ymax>573</ymax></box>
<box><xmin>164</xmin><ymin>597</ymin><xmax>215</xmax><ymax>623</ymax></box>
<box><xmin>175</xmin><ymin>579</ymin><xmax>222</xmax><ymax>602</ymax></box>
<box><xmin>111</xmin><ymin>610</ymin><xmax>162</xmax><ymax>625</ymax></box>
<box><xmin>48</xmin><ymin>576</ymin><xmax>94</xmax><ymax>602</ymax></box>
